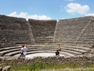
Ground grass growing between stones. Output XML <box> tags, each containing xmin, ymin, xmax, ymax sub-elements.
<box><xmin>10</xmin><ymin>61</ymin><xmax>94</xmax><ymax>71</ymax></box>
<box><xmin>1</xmin><ymin>56</ymin><xmax>94</xmax><ymax>71</ymax></box>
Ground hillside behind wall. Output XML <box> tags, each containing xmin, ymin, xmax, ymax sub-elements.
<box><xmin>0</xmin><ymin>15</ymin><xmax>33</xmax><ymax>45</ymax></box>
<box><xmin>28</xmin><ymin>19</ymin><xmax>57</xmax><ymax>43</ymax></box>
<box><xmin>55</xmin><ymin>16</ymin><xmax>94</xmax><ymax>44</ymax></box>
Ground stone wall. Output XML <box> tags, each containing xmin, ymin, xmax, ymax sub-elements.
<box><xmin>55</xmin><ymin>16</ymin><xmax>94</xmax><ymax>44</ymax></box>
<box><xmin>0</xmin><ymin>15</ymin><xmax>57</xmax><ymax>46</ymax></box>
<box><xmin>31</xmin><ymin>56</ymin><xmax>94</xmax><ymax>66</ymax></box>
<box><xmin>28</xmin><ymin>19</ymin><xmax>56</xmax><ymax>43</ymax></box>
<box><xmin>0</xmin><ymin>15</ymin><xmax>94</xmax><ymax>46</ymax></box>
<box><xmin>77</xmin><ymin>20</ymin><xmax>94</xmax><ymax>44</ymax></box>
<box><xmin>0</xmin><ymin>56</ymin><xmax>93</xmax><ymax>67</ymax></box>
<box><xmin>0</xmin><ymin>15</ymin><xmax>32</xmax><ymax>46</ymax></box>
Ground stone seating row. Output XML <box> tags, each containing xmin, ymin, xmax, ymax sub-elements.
<box><xmin>0</xmin><ymin>45</ymin><xmax>91</xmax><ymax>58</ymax></box>
<box><xmin>1</xmin><ymin>15</ymin><xmax>94</xmax><ymax>45</ymax></box>
<box><xmin>28</xmin><ymin>19</ymin><xmax>56</xmax><ymax>43</ymax></box>
<box><xmin>55</xmin><ymin>17</ymin><xmax>94</xmax><ymax>44</ymax></box>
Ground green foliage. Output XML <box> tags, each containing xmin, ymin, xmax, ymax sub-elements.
<box><xmin>9</xmin><ymin>61</ymin><xmax>94</xmax><ymax>71</ymax></box>
<box><xmin>1</xmin><ymin>59</ymin><xmax>94</xmax><ymax>71</ymax></box>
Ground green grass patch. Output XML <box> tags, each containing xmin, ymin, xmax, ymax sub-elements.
<box><xmin>9</xmin><ymin>61</ymin><xmax>94</xmax><ymax>71</ymax></box>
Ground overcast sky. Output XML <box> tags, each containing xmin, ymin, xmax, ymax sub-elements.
<box><xmin>0</xmin><ymin>0</ymin><xmax>94</xmax><ymax>20</ymax></box>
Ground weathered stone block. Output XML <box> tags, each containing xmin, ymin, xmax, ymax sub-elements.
<box><xmin>3</xmin><ymin>66</ymin><xmax>11</xmax><ymax>71</ymax></box>
<box><xmin>0</xmin><ymin>67</ymin><xmax>2</xmax><ymax>71</ymax></box>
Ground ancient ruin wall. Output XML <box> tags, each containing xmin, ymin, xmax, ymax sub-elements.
<box><xmin>55</xmin><ymin>16</ymin><xmax>94</xmax><ymax>44</ymax></box>
<box><xmin>0</xmin><ymin>15</ymin><xmax>32</xmax><ymax>45</ymax></box>
<box><xmin>1</xmin><ymin>15</ymin><xmax>94</xmax><ymax>46</ymax></box>
<box><xmin>28</xmin><ymin>19</ymin><xmax>57</xmax><ymax>43</ymax></box>
<box><xmin>78</xmin><ymin>19</ymin><xmax>94</xmax><ymax>44</ymax></box>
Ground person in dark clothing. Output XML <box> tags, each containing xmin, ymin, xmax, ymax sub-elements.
<box><xmin>55</xmin><ymin>50</ymin><xmax>60</xmax><ymax>56</ymax></box>
<box><xmin>20</xmin><ymin>45</ymin><xmax>24</xmax><ymax>56</ymax></box>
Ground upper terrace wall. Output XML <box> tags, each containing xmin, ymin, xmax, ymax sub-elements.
<box><xmin>55</xmin><ymin>16</ymin><xmax>94</xmax><ymax>44</ymax></box>
<box><xmin>0</xmin><ymin>15</ymin><xmax>32</xmax><ymax>45</ymax></box>
<box><xmin>0</xmin><ymin>15</ymin><xmax>94</xmax><ymax>46</ymax></box>
<box><xmin>77</xmin><ymin>19</ymin><xmax>94</xmax><ymax>44</ymax></box>
<box><xmin>28</xmin><ymin>19</ymin><xmax>56</xmax><ymax>43</ymax></box>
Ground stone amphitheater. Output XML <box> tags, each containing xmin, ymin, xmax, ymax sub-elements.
<box><xmin>0</xmin><ymin>15</ymin><xmax>94</xmax><ymax>60</ymax></box>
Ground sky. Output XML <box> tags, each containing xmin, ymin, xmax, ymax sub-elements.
<box><xmin>0</xmin><ymin>0</ymin><xmax>94</xmax><ymax>20</ymax></box>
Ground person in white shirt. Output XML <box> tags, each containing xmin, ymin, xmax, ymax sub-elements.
<box><xmin>20</xmin><ymin>44</ymin><xmax>28</xmax><ymax>59</ymax></box>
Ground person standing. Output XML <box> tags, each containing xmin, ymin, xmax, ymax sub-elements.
<box><xmin>23</xmin><ymin>44</ymin><xmax>28</xmax><ymax>59</ymax></box>
<box><xmin>20</xmin><ymin>45</ymin><xmax>24</xmax><ymax>56</ymax></box>
<box><xmin>20</xmin><ymin>44</ymin><xmax>28</xmax><ymax>59</ymax></box>
<box><xmin>58</xmin><ymin>44</ymin><xmax>61</xmax><ymax>51</ymax></box>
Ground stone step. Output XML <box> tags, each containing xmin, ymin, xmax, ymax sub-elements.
<box><xmin>64</xmin><ymin>46</ymin><xmax>90</xmax><ymax>50</ymax></box>
<box><xmin>0</xmin><ymin>45</ymin><xmax>91</xmax><ymax>58</ymax></box>
<box><xmin>62</xmin><ymin>49</ymin><xmax>81</xmax><ymax>55</ymax></box>
<box><xmin>62</xmin><ymin>47</ymin><xmax>90</xmax><ymax>53</ymax></box>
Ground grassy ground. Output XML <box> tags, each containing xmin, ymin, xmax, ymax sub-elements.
<box><xmin>1</xmin><ymin>56</ymin><xmax>94</xmax><ymax>71</ymax></box>
<box><xmin>9</xmin><ymin>61</ymin><xmax>94</xmax><ymax>71</ymax></box>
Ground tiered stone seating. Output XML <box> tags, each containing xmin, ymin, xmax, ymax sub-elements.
<box><xmin>0</xmin><ymin>15</ymin><xmax>94</xmax><ymax>59</ymax></box>
<box><xmin>55</xmin><ymin>16</ymin><xmax>92</xmax><ymax>44</ymax></box>
<box><xmin>0</xmin><ymin>45</ymin><xmax>91</xmax><ymax>58</ymax></box>
<box><xmin>0</xmin><ymin>15</ymin><xmax>33</xmax><ymax>45</ymax></box>
<box><xmin>77</xmin><ymin>20</ymin><xmax>94</xmax><ymax>44</ymax></box>
<box><xmin>1</xmin><ymin>15</ymin><xmax>94</xmax><ymax>45</ymax></box>
<box><xmin>28</xmin><ymin>19</ymin><xmax>57</xmax><ymax>43</ymax></box>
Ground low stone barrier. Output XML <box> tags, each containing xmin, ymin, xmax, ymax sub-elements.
<box><xmin>2</xmin><ymin>66</ymin><xmax>11</xmax><ymax>71</ymax></box>
<box><xmin>0</xmin><ymin>66</ymin><xmax>11</xmax><ymax>71</ymax></box>
<box><xmin>0</xmin><ymin>67</ymin><xmax>2</xmax><ymax>71</ymax></box>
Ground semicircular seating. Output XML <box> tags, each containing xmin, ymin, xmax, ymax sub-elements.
<box><xmin>0</xmin><ymin>45</ymin><xmax>91</xmax><ymax>59</ymax></box>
